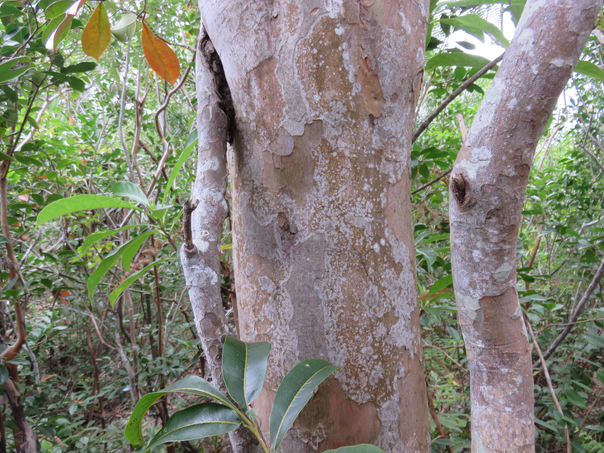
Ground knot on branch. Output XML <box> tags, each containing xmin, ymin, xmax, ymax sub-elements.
<box><xmin>183</xmin><ymin>199</ymin><xmax>199</xmax><ymax>253</ymax></box>
<box><xmin>451</xmin><ymin>172</ymin><xmax>471</xmax><ymax>208</ymax></box>
<box><xmin>200</xmin><ymin>32</ymin><xmax>236</xmax><ymax>144</ymax></box>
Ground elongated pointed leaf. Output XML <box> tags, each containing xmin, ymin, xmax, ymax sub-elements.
<box><xmin>112</xmin><ymin>181</ymin><xmax>150</xmax><ymax>207</ymax></box>
<box><xmin>143</xmin><ymin>403</ymin><xmax>239</xmax><ymax>452</ymax></box>
<box><xmin>441</xmin><ymin>14</ymin><xmax>509</xmax><ymax>47</ymax></box>
<box><xmin>45</xmin><ymin>14</ymin><xmax>73</xmax><ymax>52</ymax></box>
<box><xmin>80</xmin><ymin>225</ymin><xmax>142</xmax><ymax>252</ymax></box>
<box><xmin>36</xmin><ymin>195</ymin><xmax>141</xmax><ymax>227</ymax></box>
<box><xmin>82</xmin><ymin>2</ymin><xmax>111</xmax><ymax>61</ymax></box>
<box><xmin>162</xmin><ymin>132</ymin><xmax>198</xmax><ymax>205</ymax></box>
<box><xmin>141</xmin><ymin>20</ymin><xmax>180</xmax><ymax>85</ymax></box>
<box><xmin>125</xmin><ymin>375</ymin><xmax>236</xmax><ymax>448</ymax></box>
<box><xmin>270</xmin><ymin>360</ymin><xmax>340</xmax><ymax>452</ymax></box>
<box><xmin>0</xmin><ymin>365</ymin><xmax>8</xmax><ymax>386</ymax></box>
<box><xmin>325</xmin><ymin>445</ymin><xmax>386</xmax><ymax>453</ymax></box>
<box><xmin>425</xmin><ymin>52</ymin><xmax>491</xmax><ymax>72</ymax></box>
<box><xmin>44</xmin><ymin>0</ymin><xmax>72</xmax><ymax>19</ymax></box>
<box><xmin>428</xmin><ymin>274</ymin><xmax>453</xmax><ymax>297</ymax></box>
<box><xmin>87</xmin><ymin>231</ymin><xmax>156</xmax><ymax>301</ymax></box>
<box><xmin>109</xmin><ymin>258</ymin><xmax>169</xmax><ymax>306</ymax></box>
<box><xmin>121</xmin><ymin>231</ymin><xmax>157</xmax><ymax>271</ymax></box>
<box><xmin>575</xmin><ymin>61</ymin><xmax>604</xmax><ymax>81</ymax></box>
<box><xmin>222</xmin><ymin>335</ymin><xmax>271</xmax><ymax>412</ymax></box>
<box><xmin>0</xmin><ymin>57</ymin><xmax>32</xmax><ymax>84</ymax></box>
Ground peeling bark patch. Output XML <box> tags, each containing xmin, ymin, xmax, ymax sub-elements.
<box><xmin>359</xmin><ymin>56</ymin><xmax>386</xmax><ymax>117</ymax></box>
<box><xmin>263</xmin><ymin>121</ymin><xmax>322</xmax><ymax>205</ymax></box>
<box><xmin>296</xmin><ymin>378</ymin><xmax>380</xmax><ymax>450</ymax></box>
<box><xmin>360</xmin><ymin>0</ymin><xmax>403</xmax><ymax>34</ymax></box>
<box><xmin>473</xmin><ymin>287</ymin><xmax>527</xmax><ymax>354</ymax></box>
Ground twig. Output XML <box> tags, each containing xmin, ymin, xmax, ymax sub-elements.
<box><xmin>535</xmin><ymin>258</ymin><xmax>604</xmax><ymax>367</ymax></box>
<box><xmin>426</xmin><ymin>386</ymin><xmax>454</xmax><ymax>453</ymax></box>
<box><xmin>412</xmin><ymin>53</ymin><xmax>504</xmax><ymax>143</ymax></box>
<box><xmin>580</xmin><ymin>144</ymin><xmax>604</xmax><ymax>173</ymax></box>
<box><xmin>525</xmin><ymin>317</ymin><xmax>571</xmax><ymax>453</ymax></box>
<box><xmin>412</xmin><ymin>169</ymin><xmax>452</xmax><ymax>195</ymax></box>
<box><xmin>117</xmin><ymin>39</ymin><xmax>135</xmax><ymax>182</ymax></box>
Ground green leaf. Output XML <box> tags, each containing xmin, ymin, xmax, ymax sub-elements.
<box><xmin>222</xmin><ymin>335</ymin><xmax>271</xmax><ymax>413</ymax></box>
<box><xmin>269</xmin><ymin>359</ymin><xmax>340</xmax><ymax>452</ymax></box>
<box><xmin>425</xmin><ymin>52</ymin><xmax>491</xmax><ymax>72</ymax></box>
<box><xmin>0</xmin><ymin>151</ymin><xmax>12</xmax><ymax>162</ymax></box>
<box><xmin>80</xmin><ymin>225</ymin><xmax>143</xmax><ymax>252</ymax></box>
<box><xmin>162</xmin><ymin>133</ymin><xmax>198</xmax><ymax>205</ymax></box>
<box><xmin>325</xmin><ymin>445</ymin><xmax>386</xmax><ymax>453</ymax></box>
<box><xmin>61</xmin><ymin>62</ymin><xmax>97</xmax><ymax>74</ymax></box>
<box><xmin>121</xmin><ymin>231</ymin><xmax>157</xmax><ymax>271</ymax></box>
<box><xmin>0</xmin><ymin>57</ymin><xmax>32</xmax><ymax>84</ymax></box>
<box><xmin>535</xmin><ymin>417</ymin><xmax>557</xmax><ymax>432</ymax></box>
<box><xmin>564</xmin><ymin>388</ymin><xmax>587</xmax><ymax>409</ymax></box>
<box><xmin>109</xmin><ymin>258</ymin><xmax>169</xmax><ymax>306</ymax></box>
<box><xmin>44</xmin><ymin>0</ymin><xmax>71</xmax><ymax>19</ymax></box>
<box><xmin>428</xmin><ymin>274</ymin><xmax>453</xmax><ymax>296</ymax></box>
<box><xmin>112</xmin><ymin>181</ymin><xmax>150</xmax><ymax>207</ymax></box>
<box><xmin>143</xmin><ymin>403</ymin><xmax>240</xmax><ymax>452</ymax></box>
<box><xmin>36</xmin><ymin>195</ymin><xmax>141</xmax><ymax>227</ymax></box>
<box><xmin>125</xmin><ymin>375</ymin><xmax>236</xmax><ymax>448</ymax></box>
<box><xmin>86</xmin><ymin>231</ymin><xmax>155</xmax><ymax>301</ymax></box>
<box><xmin>0</xmin><ymin>364</ymin><xmax>8</xmax><ymax>385</ymax></box>
<box><xmin>575</xmin><ymin>61</ymin><xmax>604</xmax><ymax>81</ymax></box>
<box><xmin>584</xmin><ymin>333</ymin><xmax>604</xmax><ymax>349</ymax></box>
<box><xmin>440</xmin><ymin>14</ymin><xmax>509</xmax><ymax>47</ymax></box>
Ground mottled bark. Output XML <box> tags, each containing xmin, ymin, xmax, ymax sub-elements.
<box><xmin>181</xmin><ymin>34</ymin><xmax>260</xmax><ymax>451</ymax></box>
<box><xmin>449</xmin><ymin>1</ymin><xmax>601</xmax><ymax>451</ymax></box>
<box><xmin>200</xmin><ymin>1</ymin><xmax>431</xmax><ymax>451</ymax></box>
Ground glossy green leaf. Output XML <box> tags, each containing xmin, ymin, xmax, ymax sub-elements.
<box><xmin>121</xmin><ymin>231</ymin><xmax>157</xmax><ymax>271</ymax></box>
<box><xmin>112</xmin><ymin>181</ymin><xmax>150</xmax><ymax>207</ymax></box>
<box><xmin>0</xmin><ymin>57</ymin><xmax>32</xmax><ymax>84</ymax></box>
<box><xmin>440</xmin><ymin>14</ymin><xmax>509</xmax><ymax>47</ymax></box>
<box><xmin>45</xmin><ymin>14</ymin><xmax>73</xmax><ymax>53</ymax></box>
<box><xmin>162</xmin><ymin>132</ymin><xmax>198</xmax><ymax>205</ymax></box>
<box><xmin>270</xmin><ymin>359</ymin><xmax>340</xmax><ymax>452</ymax></box>
<box><xmin>425</xmin><ymin>53</ymin><xmax>491</xmax><ymax>72</ymax></box>
<box><xmin>325</xmin><ymin>445</ymin><xmax>386</xmax><ymax>453</ymax></box>
<box><xmin>222</xmin><ymin>335</ymin><xmax>271</xmax><ymax>412</ymax></box>
<box><xmin>44</xmin><ymin>0</ymin><xmax>71</xmax><ymax>19</ymax></box>
<box><xmin>0</xmin><ymin>364</ymin><xmax>8</xmax><ymax>385</ymax></box>
<box><xmin>109</xmin><ymin>258</ymin><xmax>169</xmax><ymax>306</ymax></box>
<box><xmin>428</xmin><ymin>274</ymin><xmax>453</xmax><ymax>296</ymax></box>
<box><xmin>86</xmin><ymin>231</ymin><xmax>155</xmax><ymax>301</ymax></box>
<box><xmin>143</xmin><ymin>403</ymin><xmax>240</xmax><ymax>452</ymax></box>
<box><xmin>535</xmin><ymin>417</ymin><xmax>557</xmax><ymax>432</ymax></box>
<box><xmin>575</xmin><ymin>61</ymin><xmax>604</xmax><ymax>82</ymax></box>
<box><xmin>36</xmin><ymin>195</ymin><xmax>141</xmax><ymax>227</ymax></box>
<box><xmin>80</xmin><ymin>225</ymin><xmax>142</xmax><ymax>252</ymax></box>
<box><xmin>125</xmin><ymin>375</ymin><xmax>236</xmax><ymax>448</ymax></box>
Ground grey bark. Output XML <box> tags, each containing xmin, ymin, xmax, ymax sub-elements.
<box><xmin>199</xmin><ymin>1</ymin><xmax>431</xmax><ymax>451</ymax></box>
<box><xmin>449</xmin><ymin>0</ymin><xmax>602</xmax><ymax>451</ymax></box>
<box><xmin>181</xmin><ymin>34</ymin><xmax>260</xmax><ymax>451</ymax></box>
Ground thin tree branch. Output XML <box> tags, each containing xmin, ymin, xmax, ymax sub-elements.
<box><xmin>535</xmin><ymin>258</ymin><xmax>604</xmax><ymax>367</ymax></box>
<box><xmin>412</xmin><ymin>53</ymin><xmax>504</xmax><ymax>143</ymax></box>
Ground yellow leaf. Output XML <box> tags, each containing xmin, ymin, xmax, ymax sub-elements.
<box><xmin>141</xmin><ymin>21</ymin><xmax>180</xmax><ymax>85</ymax></box>
<box><xmin>82</xmin><ymin>2</ymin><xmax>111</xmax><ymax>61</ymax></box>
<box><xmin>41</xmin><ymin>374</ymin><xmax>57</xmax><ymax>382</ymax></box>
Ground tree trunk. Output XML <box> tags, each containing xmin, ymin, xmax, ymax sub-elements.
<box><xmin>199</xmin><ymin>1</ymin><xmax>431</xmax><ymax>451</ymax></box>
<box><xmin>449</xmin><ymin>1</ymin><xmax>601</xmax><ymax>451</ymax></box>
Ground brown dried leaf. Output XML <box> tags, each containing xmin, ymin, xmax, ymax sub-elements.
<box><xmin>141</xmin><ymin>20</ymin><xmax>180</xmax><ymax>85</ymax></box>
